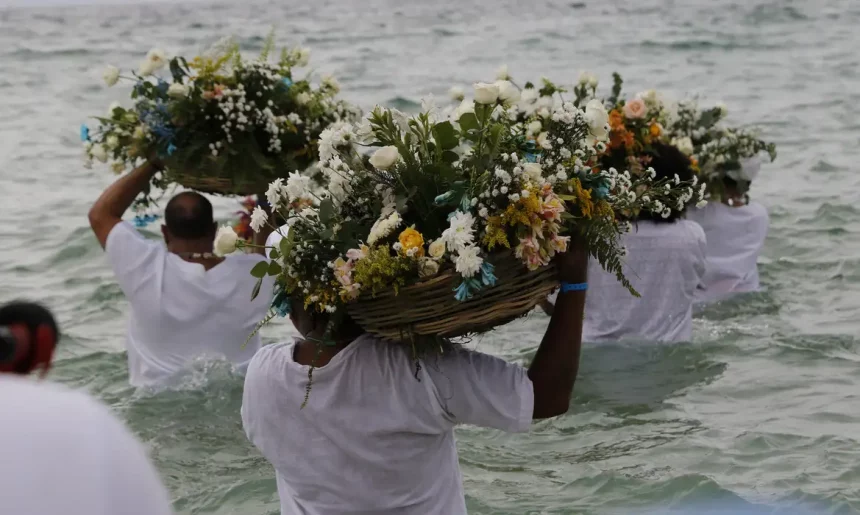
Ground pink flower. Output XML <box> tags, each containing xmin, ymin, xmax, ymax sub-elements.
<box><xmin>515</xmin><ymin>232</ymin><xmax>550</xmax><ymax>271</ymax></box>
<box><xmin>623</xmin><ymin>98</ymin><xmax>647</xmax><ymax>119</ymax></box>
<box><xmin>345</xmin><ymin>245</ymin><xmax>369</xmax><ymax>261</ymax></box>
<box><xmin>540</xmin><ymin>192</ymin><xmax>565</xmax><ymax>223</ymax></box>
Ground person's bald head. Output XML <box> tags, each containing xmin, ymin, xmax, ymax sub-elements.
<box><xmin>163</xmin><ymin>192</ymin><xmax>216</xmax><ymax>241</ymax></box>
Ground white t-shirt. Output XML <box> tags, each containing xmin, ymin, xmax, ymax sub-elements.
<box><xmin>241</xmin><ymin>335</ymin><xmax>534</xmax><ymax>515</ymax></box>
<box><xmin>0</xmin><ymin>376</ymin><xmax>173</xmax><ymax>515</ymax></box>
<box><xmin>106</xmin><ymin>222</ymin><xmax>275</xmax><ymax>388</ymax></box>
<box><xmin>686</xmin><ymin>201</ymin><xmax>768</xmax><ymax>304</ymax></box>
<box><xmin>573</xmin><ymin>220</ymin><xmax>706</xmax><ymax>342</ymax></box>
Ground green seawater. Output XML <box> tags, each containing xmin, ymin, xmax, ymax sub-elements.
<box><xmin>1</xmin><ymin>0</ymin><xmax>859</xmax><ymax>513</ymax></box>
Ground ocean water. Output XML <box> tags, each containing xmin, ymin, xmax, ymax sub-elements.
<box><xmin>1</xmin><ymin>0</ymin><xmax>860</xmax><ymax>513</ymax></box>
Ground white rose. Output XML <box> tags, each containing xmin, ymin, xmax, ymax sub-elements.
<box><xmin>167</xmin><ymin>83</ymin><xmax>189</xmax><ymax>98</ymax></box>
<box><xmin>213</xmin><ymin>226</ymin><xmax>239</xmax><ymax>256</ymax></box>
<box><xmin>584</xmin><ymin>99</ymin><xmax>610</xmax><ymax>141</ymax></box>
<box><xmin>495</xmin><ymin>80</ymin><xmax>520</xmax><ymax>104</ymax></box>
<box><xmin>132</xmin><ymin>126</ymin><xmax>147</xmax><ymax>140</ymax></box>
<box><xmin>297</xmin><ymin>48</ymin><xmax>311</xmax><ymax>67</ymax></box>
<box><xmin>428</xmin><ymin>239</ymin><xmax>446</xmax><ymax>259</ymax></box>
<box><xmin>138</xmin><ymin>48</ymin><xmax>167</xmax><ymax>76</ymax></box>
<box><xmin>672</xmin><ymin>136</ymin><xmax>695</xmax><ymax>156</ymax></box>
<box><xmin>296</xmin><ymin>92</ymin><xmax>312</xmax><ymax>105</ymax></box>
<box><xmin>473</xmin><ymin>82</ymin><xmax>500</xmax><ymax>105</ymax></box>
<box><xmin>418</xmin><ymin>257</ymin><xmax>440</xmax><ymax>279</ymax></box>
<box><xmin>537</xmin><ymin>132</ymin><xmax>550</xmax><ymax>149</ymax></box>
<box><xmin>369</xmin><ymin>146</ymin><xmax>400</xmax><ymax>170</ymax></box>
<box><xmin>520</xmin><ymin>88</ymin><xmax>538</xmax><ymax>104</ymax></box>
<box><xmin>449</xmin><ymin>86</ymin><xmax>465</xmax><ymax>101</ymax></box>
<box><xmin>321</xmin><ymin>74</ymin><xmax>340</xmax><ymax>92</ymax></box>
<box><xmin>107</xmin><ymin>101</ymin><xmax>121</xmax><ymax>117</ymax></box>
<box><xmin>90</xmin><ymin>144</ymin><xmax>108</xmax><ymax>163</ymax></box>
<box><xmin>496</xmin><ymin>64</ymin><xmax>510</xmax><ymax>80</ymax></box>
<box><xmin>454</xmin><ymin>98</ymin><xmax>475</xmax><ymax>120</ymax></box>
<box><xmin>526</xmin><ymin>120</ymin><xmax>542</xmax><ymax>136</ymax></box>
<box><xmin>522</xmin><ymin>162</ymin><xmax>543</xmax><ymax>182</ymax></box>
<box><xmin>578</xmin><ymin>71</ymin><xmax>597</xmax><ymax>87</ymax></box>
<box><xmin>105</xmin><ymin>134</ymin><xmax>119</xmax><ymax>150</ymax></box>
<box><xmin>103</xmin><ymin>65</ymin><xmax>120</xmax><ymax>87</ymax></box>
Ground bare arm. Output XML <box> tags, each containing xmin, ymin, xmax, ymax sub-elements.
<box><xmin>88</xmin><ymin>162</ymin><xmax>159</xmax><ymax>249</ymax></box>
<box><xmin>528</xmin><ymin>243</ymin><xmax>588</xmax><ymax>419</ymax></box>
<box><xmin>538</xmin><ymin>298</ymin><xmax>555</xmax><ymax>317</ymax></box>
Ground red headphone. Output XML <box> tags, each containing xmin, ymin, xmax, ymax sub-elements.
<box><xmin>0</xmin><ymin>324</ymin><xmax>57</xmax><ymax>377</ymax></box>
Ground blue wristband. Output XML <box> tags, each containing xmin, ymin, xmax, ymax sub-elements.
<box><xmin>560</xmin><ymin>282</ymin><xmax>588</xmax><ymax>293</ymax></box>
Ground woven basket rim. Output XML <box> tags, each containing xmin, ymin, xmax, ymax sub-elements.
<box><xmin>347</xmin><ymin>253</ymin><xmax>558</xmax><ymax>340</ymax></box>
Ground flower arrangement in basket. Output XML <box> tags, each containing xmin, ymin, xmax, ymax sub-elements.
<box><xmin>239</xmin><ymin>80</ymin><xmax>705</xmax><ymax>345</ymax></box>
<box><xmin>81</xmin><ymin>33</ymin><xmax>360</xmax><ymax>212</ymax></box>
<box><xmin>447</xmin><ymin>70</ymin><xmax>707</xmax><ymax>222</ymax></box>
<box><xmin>665</xmin><ymin>99</ymin><xmax>777</xmax><ymax>201</ymax></box>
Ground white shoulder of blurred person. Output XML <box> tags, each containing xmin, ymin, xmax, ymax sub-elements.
<box><xmin>0</xmin><ymin>302</ymin><xmax>173</xmax><ymax>515</ymax></box>
<box><xmin>687</xmin><ymin>156</ymin><xmax>769</xmax><ymax>304</ymax></box>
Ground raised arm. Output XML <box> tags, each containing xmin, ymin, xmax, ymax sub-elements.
<box><xmin>528</xmin><ymin>240</ymin><xmax>588</xmax><ymax>419</ymax></box>
<box><xmin>88</xmin><ymin>162</ymin><xmax>160</xmax><ymax>249</ymax></box>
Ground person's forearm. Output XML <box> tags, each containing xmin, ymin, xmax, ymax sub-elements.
<box><xmin>90</xmin><ymin>162</ymin><xmax>158</xmax><ymax>221</ymax></box>
<box><xmin>528</xmin><ymin>254</ymin><xmax>588</xmax><ymax>419</ymax></box>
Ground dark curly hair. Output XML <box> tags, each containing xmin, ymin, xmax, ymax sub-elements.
<box><xmin>636</xmin><ymin>142</ymin><xmax>694</xmax><ymax>224</ymax></box>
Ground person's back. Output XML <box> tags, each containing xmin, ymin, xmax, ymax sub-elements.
<box><xmin>242</xmin><ymin>242</ymin><xmax>592</xmax><ymax>515</ymax></box>
<box><xmin>0</xmin><ymin>375</ymin><xmax>173</xmax><ymax>515</ymax></box>
<box><xmin>687</xmin><ymin>199</ymin><xmax>768</xmax><ymax>304</ymax></box>
<box><xmin>583</xmin><ymin>219</ymin><xmax>706</xmax><ymax>342</ymax></box>
<box><xmin>106</xmin><ymin>222</ymin><xmax>274</xmax><ymax>386</ymax></box>
<box><xmin>88</xmin><ymin>162</ymin><xmax>275</xmax><ymax>387</ymax></box>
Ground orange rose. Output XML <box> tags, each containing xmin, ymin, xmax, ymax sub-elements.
<box><xmin>649</xmin><ymin>122</ymin><xmax>662</xmax><ymax>138</ymax></box>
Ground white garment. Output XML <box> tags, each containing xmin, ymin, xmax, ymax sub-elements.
<box><xmin>686</xmin><ymin>201</ymin><xmax>768</xmax><ymax>304</ymax></box>
<box><xmin>105</xmin><ymin>222</ymin><xmax>275</xmax><ymax>388</ymax></box>
<box><xmin>241</xmin><ymin>335</ymin><xmax>533</xmax><ymax>515</ymax></box>
<box><xmin>265</xmin><ymin>224</ymin><xmax>290</xmax><ymax>258</ymax></box>
<box><xmin>575</xmin><ymin>220</ymin><xmax>706</xmax><ymax>342</ymax></box>
<box><xmin>0</xmin><ymin>376</ymin><xmax>173</xmax><ymax>515</ymax></box>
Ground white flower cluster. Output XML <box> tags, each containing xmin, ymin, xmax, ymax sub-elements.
<box><xmin>213</xmin><ymin>83</ymin><xmax>287</xmax><ymax>155</ymax></box>
<box><xmin>441</xmin><ymin>211</ymin><xmax>483</xmax><ymax>278</ymax></box>
<box><xmin>368</xmin><ymin>211</ymin><xmax>402</xmax><ymax>246</ymax></box>
<box><xmin>318</xmin><ymin>122</ymin><xmax>355</xmax><ymax>163</ymax></box>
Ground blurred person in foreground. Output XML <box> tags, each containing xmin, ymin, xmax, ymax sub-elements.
<box><xmin>542</xmin><ymin>142</ymin><xmax>706</xmax><ymax>342</ymax></box>
<box><xmin>241</xmin><ymin>238</ymin><xmax>590</xmax><ymax>514</ymax></box>
<box><xmin>686</xmin><ymin>157</ymin><xmax>768</xmax><ymax>304</ymax></box>
<box><xmin>0</xmin><ymin>301</ymin><xmax>174</xmax><ymax>515</ymax></box>
<box><xmin>88</xmin><ymin>160</ymin><xmax>275</xmax><ymax>388</ymax></box>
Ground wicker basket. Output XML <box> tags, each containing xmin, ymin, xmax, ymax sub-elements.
<box><xmin>167</xmin><ymin>173</ymin><xmax>272</xmax><ymax>196</ymax></box>
<box><xmin>347</xmin><ymin>253</ymin><xmax>558</xmax><ymax>341</ymax></box>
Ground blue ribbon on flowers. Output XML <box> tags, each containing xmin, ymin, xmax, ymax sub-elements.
<box><xmin>454</xmin><ymin>280</ymin><xmax>477</xmax><ymax>302</ymax></box>
<box><xmin>80</xmin><ymin>124</ymin><xmax>90</xmax><ymax>142</ymax></box>
<box><xmin>525</xmin><ymin>152</ymin><xmax>540</xmax><ymax>163</ymax></box>
<box><xmin>156</xmin><ymin>79</ymin><xmax>170</xmax><ymax>95</ymax></box>
<box><xmin>480</xmin><ymin>262</ymin><xmax>497</xmax><ymax>287</ymax></box>
<box><xmin>454</xmin><ymin>263</ymin><xmax>497</xmax><ymax>302</ymax></box>
<box><xmin>593</xmin><ymin>185</ymin><xmax>609</xmax><ymax>199</ymax></box>
<box><xmin>133</xmin><ymin>214</ymin><xmax>159</xmax><ymax>227</ymax></box>
<box><xmin>282</xmin><ymin>77</ymin><xmax>293</xmax><ymax>88</ymax></box>
<box><xmin>435</xmin><ymin>191</ymin><xmax>455</xmax><ymax>205</ymax></box>
<box><xmin>271</xmin><ymin>284</ymin><xmax>292</xmax><ymax>317</ymax></box>
<box><xmin>167</xmin><ymin>143</ymin><xmax>177</xmax><ymax>156</ymax></box>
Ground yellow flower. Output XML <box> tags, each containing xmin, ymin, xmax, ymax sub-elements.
<box><xmin>649</xmin><ymin>122</ymin><xmax>662</xmax><ymax>138</ymax></box>
<box><xmin>398</xmin><ymin>227</ymin><xmax>425</xmax><ymax>257</ymax></box>
<box><xmin>568</xmin><ymin>178</ymin><xmax>594</xmax><ymax>218</ymax></box>
<box><xmin>482</xmin><ymin>216</ymin><xmax>510</xmax><ymax>250</ymax></box>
